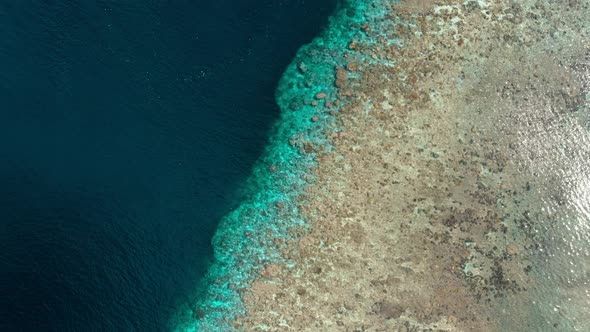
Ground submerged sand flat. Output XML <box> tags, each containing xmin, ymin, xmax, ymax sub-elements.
<box><xmin>236</xmin><ymin>1</ymin><xmax>590</xmax><ymax>331</ymax></box>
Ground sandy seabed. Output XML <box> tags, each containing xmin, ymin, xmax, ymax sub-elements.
<box><xmin>234</xmin><ymin>1</ymin><xmax>590</xmax><ymax>331</ymax></box>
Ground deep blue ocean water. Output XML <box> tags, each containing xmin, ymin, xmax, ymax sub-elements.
<box><xmin>0</xmin><ymin>1</ymin><xmax>336</xmax><ymax>330</ymax></box>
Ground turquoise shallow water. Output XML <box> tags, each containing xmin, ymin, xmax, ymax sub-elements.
<box><xmin>177</xmin><ymin>1</ymin><xmax>389</xmax><ymax>330</ymax></box>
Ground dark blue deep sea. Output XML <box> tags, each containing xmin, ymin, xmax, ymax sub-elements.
<box><xmin>0</xmin><ymin>1</ymin><xmax>336</xmax><ymax>330</ymax></box>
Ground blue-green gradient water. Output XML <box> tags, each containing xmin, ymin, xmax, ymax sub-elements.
<box><xmin>0</xmin><ymin>1</ymin><xmax>336</xmax><ymax>330</ymax></box>
<box><xmin>178</xmin><ymin>1</ymin><xmax>393</xmax><ymax>329</ymax></box>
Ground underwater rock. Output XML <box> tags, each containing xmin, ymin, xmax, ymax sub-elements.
<box><xmin>298</xmin><ymin>62</ymin><xmax>308</xmax><ymax>73</ymax></box>
<box><xmin>315</xmin><ymin>92</ymin><xmax>327</xmax><ymax>99</ymax></box>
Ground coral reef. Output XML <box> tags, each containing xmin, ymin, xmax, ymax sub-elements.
<box><xmin>234</xmin><ymin>1</ymin><xmax>590</xmax><ymax>331</ymax></box>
